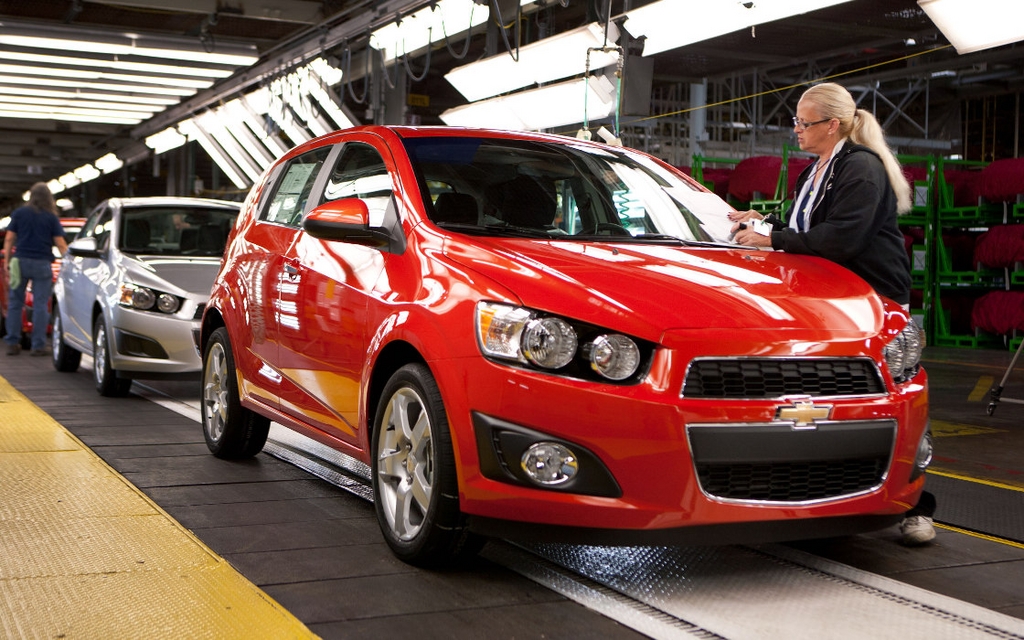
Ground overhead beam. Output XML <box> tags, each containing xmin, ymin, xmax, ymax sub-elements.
<box><xmin>83</xmin><ymin>0</ymin><xmax>324</xmax><ymax>23</ymax></box>
<box><xmin>131</xmin><ymin>0</ymin><xmax>420</xmax><ymax>139</ymax></box>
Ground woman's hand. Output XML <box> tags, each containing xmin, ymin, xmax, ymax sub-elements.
<box><xmin>727</xmin><ymin>210</ymin><xmax>772</xmax><ymax>248</ymax></box>
<box><xmin>732</xmin><ymin>226</ymin><xmax>774</xmax><ymax>248</ymax></box>
<box><xmin>727</xmin><ymin>209</ymin><xmax>763</xmax><ymax>225</ymax></box>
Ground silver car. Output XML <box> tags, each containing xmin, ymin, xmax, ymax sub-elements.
<box><xmin>52</xmin><ymin>197</ymin><xmax>240</xmax><ymax>396</ymax></box>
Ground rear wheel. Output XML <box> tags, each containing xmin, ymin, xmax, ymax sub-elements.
<box><xmin>93</xmin><ymin>316</ymin><xmax>132</xmax><ymax>397</ymax></box>
<box><xmin>202</xmin><ymin>327</ymin><xmax>269</xmax><ymax>459</ymax></box>
<box><xmin>372</xmin><ymin>363</ymin><xmax>483</xmax><ymax>567</ymax></box>
<box><xmin>51</xmin><ymin>303</ymin><xmax>81</xmax><ymax>372</ymax></box>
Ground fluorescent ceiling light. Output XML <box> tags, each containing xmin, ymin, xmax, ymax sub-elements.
<box><xmin>0</xmin><ymin>63</ymin><xmax>213</xmax><ymax>89</ymax></box>
<box><xmin>623</xmin><ymin>0</ymin><xmax>854</xmax><ymax>56</ymax></box>
<box><xmin>0</xmin><ymin>50</ymin><xmax>234</xmax><ymax>79</ymax></box>
<box><xmin>178</xmin><ymin>119</ymin><xmax>250</xmax><ymax>189</ymax></box>
<box><xmin>0</xmin><ymin>21</ymin><xmax>258</xmax><ymax>128</ymax></box>
<box><xmin>48</xmin><ymin>179</ymin><xmax>64</xmax><ymax>195</ymax></box>
<box><xmin>146</xmin><ymin>127</ymin><xmax>189</xmax><ymax>154</ymax></box>
<box><xmin>370</xmin><ymin>0</ymin><xmax>489</xmax><ymax>63</ymax></box>
<box><xmin>306</xmin><ymin>58</ymin><xmax>355</xmax><ymax>131</ymax></box>
<box><xmin>1</xmin><ymin>74</ymin><xmax>199</xmax><ymax>97</ymax></box>
<box><xmin>0</xmin><ymin>86</ymin><xmax>177</xmax><ymax>106</ymax></box>
<box><xmin>445</xmin><ymin>22</ymin><xmax>621</xmax><ymax>102</ymax></box>
<box><xmin>73</xmin><ymin>164</ymin><xmax>101</xmax><ymax>182</ymax></box>
<box><xmin>224</xmin><ymin>97</ymin><xmax>290</xmax><ymax>158</ymax></box>
<box><xmin>918</xmin><ymin>0</ymin><xmax>1024</xmax><ymax>54</ymax></box>
<box><xmin>440</xmin><ymin>74</ymin><xmax>617</xmax><ymax>131</ymax></box>
<box><xmin>0</xmin><ymin>106</ymin><xmax>142</xmax><ymax>125</ymax></box>
<box><xmin>58</xmin><ymin>172</ymin><xmax>81</xmax><ymax>189</ymax></box>
<box><xmin>0</xmin><ymin>33</ymin><xmax>257</xmax><ymax>67</ymax></box>
<box><xmin>94</xmin><ymin>154</ymin><xmax>124</xmax><ymax>174</ymax></box>
<box><xmin>194</xmin><ymin>111</ymin><xmax>265</xmax><ymax>183</ymax></box>
<box><xmin>0</xmin><ymin>94</ymin><xmax>162</xmax><ymax>115</ymax></box>
<box><xmin>248</xmin><ymin>85</ymin><xmax>314</xmax><ymax>146</ymax></box>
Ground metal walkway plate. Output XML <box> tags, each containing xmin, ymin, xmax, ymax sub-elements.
<box><xmin>0</xmin><ymin>377</ymin><xmax>315</xmax><ymax>639</ymax></box>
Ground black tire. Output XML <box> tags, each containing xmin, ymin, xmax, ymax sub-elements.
<box><xmin>93</xmin><ymin>316</ymin><xmax>132</xmax><ymax>397</ymax></box>
<box><xmin>202</xmin><ymin>327</ymin><xmax>269</xmax><ymax>459</ymax></box>
<box><xmin>51</xmin><ymin>302</ymin><xmax>81</xmax><ymax>373</ymax></box>
<box><xmin>372</xmin><ymin>363</ymin><xmax>483</xmax><ymax>567</ymax></box>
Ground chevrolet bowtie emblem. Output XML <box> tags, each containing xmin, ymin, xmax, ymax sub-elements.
<box><xmin>776</xmin><ymin>401</ymin><xmax>832</xmax><ymax>427</ymax></box>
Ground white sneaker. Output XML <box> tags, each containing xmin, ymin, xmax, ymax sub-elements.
<box><xmin>901</xmin><ymin>515</ymin><xmax>936</xmax><ymax>546</ymax></box>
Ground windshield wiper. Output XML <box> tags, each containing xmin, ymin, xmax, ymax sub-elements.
<box><xmin>435</xmin><ymin>221</ymin><xmax>554</xmax><ymax>239</ymax></box>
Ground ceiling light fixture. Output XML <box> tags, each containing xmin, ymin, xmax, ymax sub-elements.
<box><xmin>440</xmin><ymin>74</ymin><xmax>617</xmax><ymax>131</ymax></box>
<box><xmin>145</xmin><ymin>127</ymin><xmax>189</xmax><ymax>155</ymax></box>
<box><xmin>918</xmin><ymin>0</ymin><xmax>1024</xmax><ymax>54</ymax></box>
<box><xmin>445</xmin><ymin>22</ymin><xmax>621</xmax><ymax>102</ymax></box>
<box><xmin>177</xmin><ymin>119</ymin><xmax>250</xmax><ymax>190</ymax></box>
<box><xmin>0</xmin><ymin>20</ymin><xmax>258</xmax><ymax>128</ymax></box>
<box><xmin>622</xmin><ymin>0</ymin><xmax>854</xmax><ymax>56</ymax></box>
<box><xmin>370</xmin><ymin>0</ymin><xmax>489</xmax><ymax>63</ymax></box>
<box><xmin>94</xmin><ymin>154</ymin><xmax>124</xmax><ymax>175</ymax></box>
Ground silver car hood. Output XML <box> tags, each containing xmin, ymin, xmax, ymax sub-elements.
<box><xmin>124</xmin><ymin>255</ymin><xmax>224</xmax><ymax>297</ymax></box>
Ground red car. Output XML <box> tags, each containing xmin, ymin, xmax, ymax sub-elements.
<box><xmin>0</xmin><ymin>216</ymin><xmax>86</xmax><ymax>347</ymax></box>
<box><xmin>200</xmin><ymin>126</ymin><xmax>930</xmax><ymax>567</ymax></box>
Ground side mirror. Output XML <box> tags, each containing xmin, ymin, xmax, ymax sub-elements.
<box><xmin>67</xmin><ymin>236</ymin><xmax>102</xmax><ymax>259</ymax></box>
<box><xmin>302</xmin><ymin>198</ymin><xmax>393</xmax><ymax>249</ymax></box>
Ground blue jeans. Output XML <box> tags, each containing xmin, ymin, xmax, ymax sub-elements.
<box><xmin>4</xmin><ymin>257</ymin><xmax>54</xmax><ymax>351</ymax></box>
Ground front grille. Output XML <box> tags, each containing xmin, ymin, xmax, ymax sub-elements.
<box><xmin>193</xmin><ymin>303</ymin><xmax>206</xmax><ymax>320</ymax></box>
<box><xmin>696</xmin><ymin>458</ymin><xmax>887</xmax><ymax>502</ymax></box>
<box><xmin>687</xmin><ymin>419</ymin><xmax>895</xmax><ymax>503</ymax></box>
<box><xmin>682</xmin><ymin>358</ymin><xmax>884</xmax><ymax>398</ymax></box>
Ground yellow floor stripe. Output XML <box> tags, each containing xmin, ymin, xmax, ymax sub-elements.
<box><xmin>935</xmin><ymin>523</ymin><xmax>1024</xmax><ymax>551</ymax></box>
<box><xmin>0</xmin><ymin>376</ymin><xmax>317</xmax><ymax>639</ymax></box>
<box><xmin>928</xmin><ymin>468</ymin><xmax>1024</xmax><ymax>492</ymax></box>
<box><xmin>968</xmin><ymin>375</ymin><xmax>994</xmax><ymax>402</ymax></box>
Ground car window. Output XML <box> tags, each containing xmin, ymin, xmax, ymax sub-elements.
<box><xmin>322</xmin><ymin>142</ymin><xmax>393</xmax><ymax>226</ymax></box>
<box><xmin>263</xmin><ymin>147</ymin><xmax>332</xmax><ymax>227</ymax></box>
<box><xmin>120</xmin><ymin>206</ymin><xmax>239</xmax><ymax>256</ymax></box>
<box><xmin>402</xmin><ymin>137</ymin><xmax>735</xmax><ymax>244</ymax></box>
<box><xmin>80</xmin><ymin>205</ymin><xmax>114</xmax><ymax>250</ymax></box>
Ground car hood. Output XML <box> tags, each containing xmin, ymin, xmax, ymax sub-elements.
<box><xmin>444</xmin><ymin>238</ymin><xmax>884</xmax><ymax>338</ymax></box>
<box><xmin>122</xmin><ymin>255</ymin><xmax>224</xmax><ymax>296</ymax></box>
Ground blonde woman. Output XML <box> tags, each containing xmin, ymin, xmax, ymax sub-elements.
<box><xmin>730</xmin><ymin>83</ymin><xmax>934</xmax><ymax>545</ymax></box>
<box><xmin>730</xmin><ymin>82</ymin><xmax>913</xmax><ymax>307</ymax></box>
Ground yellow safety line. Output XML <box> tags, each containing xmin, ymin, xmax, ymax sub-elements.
<box><xmin>968</xmin><ymin>376</ymin><xmax>994</xmax><ymax>402</ymax></box>
<box><xmin>935</xmin><ymin>523</ymin><xmax>1024</xmax><ymax>551</ymax></box>
<box><xmin>0</xmin><ymin>375</ymin><xmax>318</xmax><ymax>638</ymax></box>
<box><xmin>929</xmin><ymin>469</ymin><xmax>1024</xmax><ymax>493</ymax></box>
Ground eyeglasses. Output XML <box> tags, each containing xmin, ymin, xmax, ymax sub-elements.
<box><xmin>792</xmin><ymin>117</ymin><xmax>831</xmax><ymax>131</ymax></box>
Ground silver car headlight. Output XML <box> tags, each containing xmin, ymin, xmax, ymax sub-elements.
<box><xmin>119</xmin><ymin>283</ymin><xmax>182</xmax><ymax>315</ymax></box>
<box><xmin>475</xmin><ymin>301</ymin><xmax>649</xmax><ymax>383</ymax></box>
<box><xmin>883</xmin><ymin>318</ymin><xmax>925</xmax><ymax>383</ymax></box>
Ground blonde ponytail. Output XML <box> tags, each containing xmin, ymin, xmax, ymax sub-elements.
<box><xmin>802</xmin><ymin>83</ymin><xmax>912</xmax><ymax>214</ymax></box>
<box><xmin>849</xmin><ymin>108</ymin><xmax>912</xmax><ymax>215</ymax></box>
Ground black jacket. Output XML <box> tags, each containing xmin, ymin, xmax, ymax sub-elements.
<box><xmin>766</xmin><ymin>142</ymin><xmax>912</xmax><ymax>305</ymax></box>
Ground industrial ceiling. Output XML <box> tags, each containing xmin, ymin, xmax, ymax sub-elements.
<box><xmin>1</xmin><ymin>0</ymin><xmax>1021</xmax><ymax>211</ymax></box>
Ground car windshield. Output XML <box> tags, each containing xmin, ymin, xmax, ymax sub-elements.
<box><xmin>403</xmin><ymin>136</ymin><xmax>738</xmax><ymax>244</ymax></box>
<box><xmin>120</xmin><ymin>206</ymin><xmax>238</xmax><ymax>256</ymax></box>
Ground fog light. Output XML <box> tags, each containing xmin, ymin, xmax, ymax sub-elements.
<box><xmin>911</xmin><ymin>428</ymin><xmax>933</xmax><ymax>481</ymax></box>
<box><xmin>521</xmin><ymin>442</ymin><xmax>578</xmax><ymax>486</ymax></box>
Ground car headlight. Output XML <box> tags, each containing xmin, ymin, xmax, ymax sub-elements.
<box><xmin>585</xmin><ymin>334</ymin><xmax>641</xmax><ymax>381</ymax></box>
<box><xmin>475</xmin><ymin>302</ymin><xmax>647</xmax><ymax>382</ymax></box>
<box><xmin>883</xmin><ymin>318</ymin><xmax>925</xmax><ymax>383</ymax></box>
<box><xmin>119</xmin><ymin>284</ymin><xmax>182</xmax><ymax>315</ymax></box>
